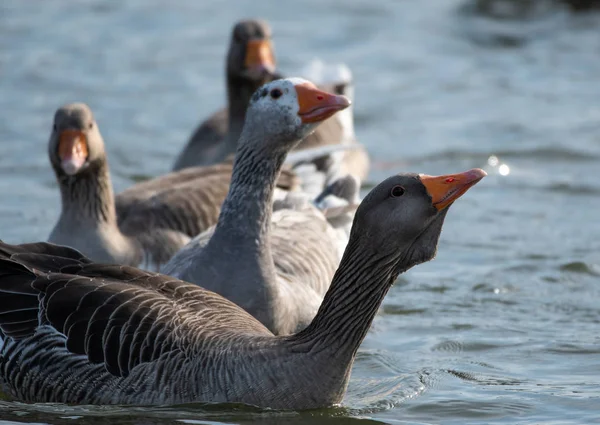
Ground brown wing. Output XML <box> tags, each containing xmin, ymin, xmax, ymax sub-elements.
<box><xmin>0</xmin><ymin>241</ymin><xmax>270</xmax><ymax>378</ymax></box>
<box><xmin>116</xmin><ymin>160</ymin><xmax>299</xmax><ymax>239</ymax></box>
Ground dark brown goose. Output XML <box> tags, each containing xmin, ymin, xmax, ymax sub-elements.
<box><xmin>0</xmin><ymin>168</ymin><xmax>485</xmax><ymax>407</ymax></box>
<box><xmin>47</xmin><ymin>103</ymin><xmax>298</xmax><ymax>270</ymax></box>
<box><xmin>172</xmin><ymin>19</ymin><xmax>370</xmax><ymax>181</ymax></box>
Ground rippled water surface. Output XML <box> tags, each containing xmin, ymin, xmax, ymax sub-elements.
<box><xmin>1</xmin><ymin>0</ymin><xmax>599</xmax><ymax>424</ymax></box>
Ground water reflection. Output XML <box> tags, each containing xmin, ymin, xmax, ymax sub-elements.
<box><xmin>487</xmin><ymin>155</ymin><xmax>511</xmax><ymax>175</ymax></box>
<box><xmin>0</xmin><ymin>401</ymin><xmax>389</xmax><ymax>425</ymax></box>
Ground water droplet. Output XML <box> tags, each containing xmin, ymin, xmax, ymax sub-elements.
<box><xmin>488</xmin><ymin>155</ymin><xmax>499</xmax><ymax>167</ymax></box>
<box><xmin>499</xmin><ymin>164</ymin><xmax>510</xmax><ymax>176</ymax></box>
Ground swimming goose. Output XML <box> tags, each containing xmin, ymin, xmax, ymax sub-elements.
<box><xmin>47</xmin><ymin>104</ymin><xmax>297</xmax><ymax>270</ymax></box>
<box><xmin>162</xmin><ymin>78</ymin><xmax>353</xmax><ymax>335</ymax></box>
<box><xmin>0</xmin><ymin>168</ymin><xmax>486</xmax><ymax>407</ymax></box>
<box><xmin>172</xmin><ymin>19</ymin><xmax>370</xmax><ymax>181</ymax></box>
<box><xmin>172</xmin><ymin>19</ymin><xmax>280</xmax><ymax>170</ymax></box>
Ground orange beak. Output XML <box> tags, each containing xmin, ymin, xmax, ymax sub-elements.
<box><xmin>295</xmin><ymin>82</ymin><xmax>351</xmax><ymax>124</ymax></box>
<box><xmin>420</xmin><ymin>168</ymin><xmax>487</xmax><ymax>211</ymax></box>
<box><xmin>244</xmin><ymin>39</ymin><xmax>276</xmax><ymax>76</ymax></box>
<box><xmin>58</xmin><ymin>130</ymin><xmax>88</xmax><ymax>175</ymax></box>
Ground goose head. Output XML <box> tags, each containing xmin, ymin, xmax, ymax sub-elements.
<box><xmin>352</xmin><ymin>168</ymin><xmax>487</xmax><ymax>274</ymax></box>
<box><xmin>227</xmin><ymin>19</ymin><xmax>277</xmax><ymax>82</ymax></box>
<box><xmin>48</xmin><ymin>103</ymin><xmax>105</xmax><ymax>178</ymax></box>
<box><xmin>242</xmin><ymin>78</ymin><xmax>351</xmax><ymax>152</ymax></box>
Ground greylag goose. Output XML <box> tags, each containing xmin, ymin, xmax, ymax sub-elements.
<box><xmin>172</xmin><ymin>19</ymin><xmax>279</xmax><ymax>170</ymax></box>
<box><xmin>47</xmin><ymin>103</ymin><xmax>297</xmax><ymax>270</ymax></box>
<box><xmin>172</xmin><ymin>19</ymin><xmax>370</xmax><ymax>182</ymax></box>
<box><xmin>0</xmin><ymin>168</ymin><xmax>486</xmax><ymax>407</ymax></box>
<box><xmin>162</xmin><ymin>78</ymin><xmax>354</xmax><ymax>335</ymax></box>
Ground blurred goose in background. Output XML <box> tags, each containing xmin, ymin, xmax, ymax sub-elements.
<box><xmin>173</xmin><ymin>19</ymin><xmax>279</xmax><ymax>170</ymax></box>
<box><xmin>47</xmin><ymin>103</ymin><xmax>298</xmax><ymax>270</ymax></box>
<box><xmin>290</xmin><ymin>59</ymin><xmax>368</xmax><ymax>206</ymax></box>
<box><xmin>298</xmin><ymin>59</ymin><xmax>370</xmax><ymax>183</ymax></box>
<box><xmin>0</xmin><ymin>168</ymin><xmax>486</xmax><ymax>407</ymax></box>
<box><xmin>163</xmin><ymin>78</ymin><xmax>355</xmax><ymax>335</ymax></box>
<box><xmin>172</xmin><ymin>19</ymin><xmax>370</xmax><ymax>181</ymax></box>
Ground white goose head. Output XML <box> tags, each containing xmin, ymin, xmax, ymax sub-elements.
<box><xmin>242</xmin><ymin>77</ymin><xmax>351</xmax><ymax>152</ymax></box>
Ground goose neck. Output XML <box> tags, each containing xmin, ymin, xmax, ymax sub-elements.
<box><xmin>56</xmin><ymin>159</ymin><xmax>118</xmax><ymax>228</ymax></box>
<box><xmin>210</xmin><ymin>138</ymin><xmax>286</xmax><ymax>252</ymax></box>
<box><xmin>289</xmin><ymin>236</ymin><xmax>403</xmax><ymax>357</ymax></box>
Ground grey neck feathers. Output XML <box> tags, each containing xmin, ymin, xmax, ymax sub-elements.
<box><xmin>290</xmin><ymin>236</ymin><xmax>404</xmax><ymax>358</ymax></box>
<box><xmin>56</xmin><ymin>158</ymin><xmax>118</xmax><ymax>228</ymax></box>
<box><xmin>211</xmin><ymin>143</ymin><xmax>285</xmax><ymax>250</ymax></box>
<box><xmin>198</xmin><ymin>127</ymin><xmax>289</xmax><ymax>325</ymax></box>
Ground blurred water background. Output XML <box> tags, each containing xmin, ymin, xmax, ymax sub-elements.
<box><xmin>1</xmin><ymin>0</ymin><xmax>599</xmax><ymax>423</ymax></box>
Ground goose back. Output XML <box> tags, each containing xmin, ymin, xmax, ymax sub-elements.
<box><xmin>0</xmin><ymin>244</ymin><xmax>282</xmax><ymax>405</ymax></box>
<box><xmin>116</xmin><ymin>161</ymin><xmax>299</xmax><ymax>238</ymax></box>
<box><xmin>162</xmin><ymin>201</ymin><xmax>343</xmax><ymax>335</ymax></box>
<box><xmin>0</xmin><ymin>244</ymin><xmax>344</xmax><ymax>407</ymax></box>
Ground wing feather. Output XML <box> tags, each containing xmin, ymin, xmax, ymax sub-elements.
<box><xmin>0</xmin><ymin>241</ymin><xmax>271</xmax><ymax>379</ymax></box>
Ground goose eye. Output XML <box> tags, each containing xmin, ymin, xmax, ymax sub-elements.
<box><xmin>270</xmin><ymin>88</ymin><xmax>282</xmax><ymax>99</ymax></box>
<box><xmin>53</xmin><ymin>124</ymin><xmax>57</xmax><ymax>132</ymax></box>
<box><xmin>333</xmin><ymin>84</ymin><xmax>345</xmax><ymax>95</ymax></box>
<box><xmin>88</xmin><ymin>122</ymin><xmax>94</xmax><ymax>129</ymax></box>
<box><xmin>390</xmin><ymin>185</ymin><xmax>405</xmax><ymax>198</ymax></box>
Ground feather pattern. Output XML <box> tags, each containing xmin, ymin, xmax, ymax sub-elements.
<box><xmin>161</xmin><ymin>78</ymin><xmax>358</xmax><ymax>335</ymax></box>
<box><xmin>0</xmin><ymin>242</ymin><xmax>280</xmax><ymax>405</ymax></box>
<box><xmin>0</xmin><ymin>235</ymin><xmax>382</xmax><ymax>407</ymax></box>
<box><xmin>116</xmin><ymin>160</ymin><xmax>299</xmax><ymax>239</ymax></box>
<box><xmin>0</xmin><ymin>169</ymin><xmax>483</xmax><ymax>407</ymax></box>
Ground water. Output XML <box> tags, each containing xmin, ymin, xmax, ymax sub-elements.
<box><xmin>1</xmin><ymin>0</ymin><xmax>599</xmax><ymax>423</ymax></box>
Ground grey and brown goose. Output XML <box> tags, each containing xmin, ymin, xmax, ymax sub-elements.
<box><xmin>163</xmin><ymin>78</ymin><xmax>354</xmax><ymax>335</ymax></box>
<box><xmin>0</xmin><ymin>168</ymin><xmax>486</xmax><ymax>407</ymax></box>
<box><xmin>172</xmin><ymin>19</ymin><xmax>370</xmax><ymax>182</ymax></box>
<box><xmin>172</xmin><ymin>19</ymin><xmax>280</xmax><ymax>170</ymax></box>
<box><xmin>47</xmin><ymin>103</ymin><xmax>298</xmax><ymax>270</ymax></box>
